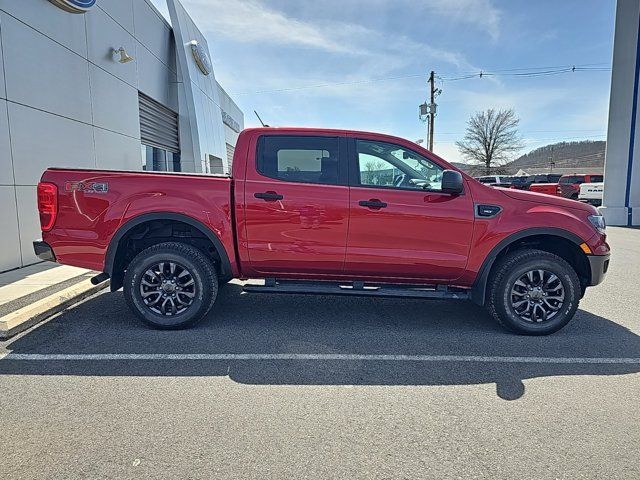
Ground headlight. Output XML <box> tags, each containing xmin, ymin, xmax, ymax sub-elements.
<box><xmin>588</xmin><ymin>215</ymin><xmax>606</xmax><ymax>234</ymax></box>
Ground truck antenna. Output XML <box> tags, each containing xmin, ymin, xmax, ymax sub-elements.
<box><xmin>254</xmin><ymin>110</ymin><xmax>269</xmax><ymax>127</ymax></box>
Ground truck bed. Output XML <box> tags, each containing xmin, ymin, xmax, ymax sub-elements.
<box><xmin>40</xmin><ymin>168</ymin><xmax>235</xmax><ymax>273</ymax></box>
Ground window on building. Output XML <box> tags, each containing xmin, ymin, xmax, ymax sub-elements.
<box><xmin>141</xmin><ymin>145</ymin><xmax>181</xmax><ymax>172</ymax></box>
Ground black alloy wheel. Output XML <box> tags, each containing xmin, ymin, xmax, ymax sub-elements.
<box><xmin>124</xmin><ymin>242</ymin><xmax>218</xmax><ymax>329</ymax></box>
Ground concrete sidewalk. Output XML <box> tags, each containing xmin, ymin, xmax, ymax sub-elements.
<box><xmin>0</xmin><ymin>263</ymin><xmax>108</xmax><ymax>338</ymax></box>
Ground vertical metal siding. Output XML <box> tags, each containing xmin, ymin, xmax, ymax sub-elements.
<box><xmin>139</xmin><ymin>92</ymin><xmax>179</xmax><ymax>153</ymax></box>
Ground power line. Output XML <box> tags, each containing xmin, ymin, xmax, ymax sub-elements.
<box><xmin>436</xmin><ymin>128</ymin><xmax>606</xmax><ymax>136</ymax></box>
<box><xmin>439</xmin><ymin>65</ymin><xmax>611</xmax><ymax>82</ymax></box>
<box><xmin>437</xmin><ymin>134</ymin><xmax>607</xmax><ymax>146</ymax></box>
<box><xmin>231</xmin><ymin>63</ymin><xmax>611</xmax><ymax>96</ymax></box>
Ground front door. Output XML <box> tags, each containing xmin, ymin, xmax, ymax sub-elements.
<box><xmin>243</xmin><ymin>134</ymin><xmax>350</xmax><ymax>275</ymax></box>
<box><xmin>345</xmin><ymin>137</ymin><xmax>474</xmax><ymax>282</ymax></box>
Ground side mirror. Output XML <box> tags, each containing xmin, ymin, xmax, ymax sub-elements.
<box><xmin>441</xmin><ymin>170</ymin><xmax>464</xmax><ymax>195</ymax></box>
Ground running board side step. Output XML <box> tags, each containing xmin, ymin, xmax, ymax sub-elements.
<box><xmin>243</xmin><ymin>279</ymin><xmax>470</xmax><ymax>300</ymax></box>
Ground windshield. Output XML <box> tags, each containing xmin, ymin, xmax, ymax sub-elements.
<box><xmin>560</xmin><ymin>175</ymin><xmax>584</xmax><ymax>184</ymax></box>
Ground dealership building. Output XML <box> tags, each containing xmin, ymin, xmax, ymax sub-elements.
<box><xmin>601</xmin><ymin>0</ymin><xmax>640</xmax><ymax>227</ymax></box>
<box><xmin>0</xmin><ymin>0</ymin><xmax>244</xmax><ymax>271</ymax></box>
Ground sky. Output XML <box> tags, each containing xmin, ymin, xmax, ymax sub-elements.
<box><xmin>150</xmin><ymin>0</ymin><xmax>615</xmax><ymax>163</ymax></box>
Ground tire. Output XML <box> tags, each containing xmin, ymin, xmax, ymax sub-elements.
<box><xmin>486</xmin><ymin>249</ymin><xmax>581</xmax><ymax>335</ymax></box>
<box><xmin>123</xmin><ymin>242</ymin><xmax>218</xmax><ymax>329</ymax></box>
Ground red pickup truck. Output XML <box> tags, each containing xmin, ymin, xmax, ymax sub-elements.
<box><xmin>557</xmin><ymin>174</ymin><xmax>604</xmax><ymax>199</ymax></box>
<box><xmin>34</xmin><ymin>128</ymin><xmax>610</xmax><ymax>335</ymax></box>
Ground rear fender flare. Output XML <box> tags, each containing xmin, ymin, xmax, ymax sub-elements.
<box><xmin>104</xmin><ymin>212</ymin><xmax>232</xmax><ymax>289</ymax></box>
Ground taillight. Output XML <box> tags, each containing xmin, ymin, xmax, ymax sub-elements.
<box><xmin>37</xmin><ymin>182</ymin><xmax>58</xmax><ymax>232</ymax></box>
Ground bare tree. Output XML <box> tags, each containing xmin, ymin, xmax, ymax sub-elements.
<box><xmin>456</xmin><ymin>108</ymin><xmax>524</xmax><ymax>175</ymax></box>
<box><xmin>363</xmin><ymin>159</ymin><xmax>388</xmax><ymax>185</ymax></box>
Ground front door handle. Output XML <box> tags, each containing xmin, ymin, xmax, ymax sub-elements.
<box><xmin>255</xmin><ymin>191</ymin><xmax>284</xmax><ymax>201</ymax></box>
<box><xmin>359</xmin><ymin>199</ymin><xmax>387</xmax><ymax>209</ymax></box>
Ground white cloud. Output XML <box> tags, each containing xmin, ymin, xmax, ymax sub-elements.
<box><xmin>422</xmin><ymin>0</ymin><xmax>502</xmax><ymax>41</ymax></box>
<box><xmin>163</xmin><ymin>0</ymin><xmax>474</xmax><ymax>69</ymax></box>
<box><xmin>164</xmin><ymin>0</ymin><xmax>363</xmax><ymax>54</ymax></box>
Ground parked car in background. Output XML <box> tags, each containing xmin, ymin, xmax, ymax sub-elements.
<box><xmin>526</xmin><ymin>173</ymin><xmax>562</xmax><ymax>188</ymax></box>
<box><xmin>579</xmin><ymin>182</ymin><xmax>604</xmax><ymax>206</ymax></box>
<box><xmin>475</xmin><ymin>175</ymin><xmax>513</xmax><ymax>187</ymax></box>
<box><xmin>508</xmin><ymin>176</ymin><xmax>530</xmax><ymax>190</ymax></box>
<box><xmin>529</xmin><ymin>183</ymin><xmax>560</xmax><ymax>196</ymax></box>
<box><xmin>557</xmin><ymin>174</ymin><xmax>604</xmax><ymax>199</ymax></box>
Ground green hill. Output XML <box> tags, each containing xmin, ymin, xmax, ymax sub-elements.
<box><xmin>452</xmin><ymin>140</ymin><xmax>606</xmax><ymax>175</ymax></box>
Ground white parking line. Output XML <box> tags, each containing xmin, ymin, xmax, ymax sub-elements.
<box><xmin>0</xmin><ymin>353</ymin><xmax>639</xmax><ymax>364</ymax></box>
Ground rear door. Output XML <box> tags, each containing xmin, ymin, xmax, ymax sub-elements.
<box><xmin>344</xmin><ymin>136</ymin><xmax>474</xmax><ymax>282</ymax></box>
<box><xmin>243</xmin><ymin>134</ymin><xmax>350</xmax><ymax>275</ymax></box>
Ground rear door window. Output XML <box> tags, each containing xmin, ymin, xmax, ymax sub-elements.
<box><xmin>257</xmin><ymin>136</ymin><xmax>343</xmax><ymax>185</ymax></box>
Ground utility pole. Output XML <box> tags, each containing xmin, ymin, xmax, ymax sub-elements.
<box><xmin>419</xmin><ymin>71</ymin><xmax>440</xmax><ymax>152</ymax></box>
<box><xmin>549</xmin><ymin>146</ymin><xmax>555</xmax><ymax>172</ymax></box>
<box><xmin>428</xmin><ymin>70</ymin><xmax>435</xmax><ymax>151</ymax></box>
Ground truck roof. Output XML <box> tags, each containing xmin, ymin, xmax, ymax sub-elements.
<box><xmin>240</xmin><ymin>127</ymin><xmax>458</xmax><ymax>172</ymax></box>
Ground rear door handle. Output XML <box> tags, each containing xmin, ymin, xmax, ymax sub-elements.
<box><xmin>255</xmin><ymin>191</ymin><xmax>284</xmax><ymax>201</ymax></box>
<box><xmin>359</xmin><ymin>199</ymin><xmax>387</xmax><ymax>209</ymax></box>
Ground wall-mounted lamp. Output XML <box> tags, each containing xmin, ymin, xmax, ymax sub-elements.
<box><xmin>113</xmin><ymin>47</ymin><xmax>134</xmax><ymax>64</ymax></box>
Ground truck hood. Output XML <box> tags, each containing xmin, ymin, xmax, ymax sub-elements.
<box><xmin>498</xmin><ymin>188</ymin><xmax>596</xmax><ymax>213</ymax></box>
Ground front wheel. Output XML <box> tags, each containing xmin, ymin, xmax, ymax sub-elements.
<box><xmin>123</xmin><ymin>242</ymin><xmax>218</xmax><ymax>329</ymax></box>
<box><xmin>486</xmin><ymin>249</ymin><xmax>581</xmax><ymax>335</ymax></box>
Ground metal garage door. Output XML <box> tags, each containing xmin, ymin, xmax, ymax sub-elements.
<box><xmin>139</xmin><ymin>92</ymin><xmax>179</xmax><ymax>153</ymax></box>
<box><xmin>226</xmin><ymin>143</ymin><xmax>235</xmax><ymax>171</ymax></box>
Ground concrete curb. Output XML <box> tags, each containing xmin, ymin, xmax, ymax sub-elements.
<box><xmin>0</xmin><ymin>278</ymin><xmax>109</xmax><ymax>339</ymax></box>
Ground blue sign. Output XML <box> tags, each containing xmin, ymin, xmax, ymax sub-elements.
<box><xmin>189</xmin><ymin>41</ymin><xmax>212</xmax><ymax>76</ymax></box>
<box><xmin>48</xmin><ymin>0</ymin><xmax>96</xmax><ymax>14</ymax></box>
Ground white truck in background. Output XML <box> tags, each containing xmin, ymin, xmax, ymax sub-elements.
<box><xmin>578</xmin><ymin>182</ymin><xmax>604</xmax><ymax>206</ymax></box>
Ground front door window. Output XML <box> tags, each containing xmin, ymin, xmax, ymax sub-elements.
<box><xmin>357</xmin><ymin>139</ymin><xmax>443</xmax><ymax>191</ymax></box>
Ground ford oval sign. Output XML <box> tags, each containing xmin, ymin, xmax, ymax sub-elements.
<box><xmin>189</xmin><ymin>41</ymin><xmax>212</xmax><ymax>76</ymax></box>
<box><xmin>49</xmin><ymin>0</ymin><xmax>96</xmax><ymax>13</ymax></box>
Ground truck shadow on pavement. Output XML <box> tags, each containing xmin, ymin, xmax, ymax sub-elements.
<box><xmin>1</xmin><ymin>283</ymin><xmax>639</xmax><ymax>400</ymax></box>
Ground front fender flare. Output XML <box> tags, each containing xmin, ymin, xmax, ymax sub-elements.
<box><xmin>470</xmin><ymin>227</ymin><xmax>585</xmax><ymax>305</ymax></box>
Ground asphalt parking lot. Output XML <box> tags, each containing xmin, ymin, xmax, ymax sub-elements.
<box><xmin>0</xmin><ymin>227</ymin><xmax>638</xmax><ymax>479</ymax></box>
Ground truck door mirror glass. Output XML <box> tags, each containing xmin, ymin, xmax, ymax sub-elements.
<box><xmin>441</xmin><ymin>170</ymin><xmax>464</xmax><ymax>195</ymax></box>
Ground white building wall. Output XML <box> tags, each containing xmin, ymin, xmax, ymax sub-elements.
<box><xmin>167</xmin><ymin>0</ymin><xmax>231</xmax><ymax>174</ymax></box>
<box><xmin>0</xmin><ymin>0</ymin><xmax>179</xmax><ymax>270</ymax></box>
<box><xmin>601</xmin><ymin>0</ymin><xmax>640</xmax><ymax>226</ymax></box>
<box><xmin>217</xmin><ymin>81</ymin><xmax>245</xmax><ymax>172</ymax></box>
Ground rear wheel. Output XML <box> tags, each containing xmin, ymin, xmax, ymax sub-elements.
<box><xmin>123</xmin><ymin>242</ymin><xmax>218</xmax><ymax>329</ymax></box>
<box><xmin>486</xmin><ymin>249</ymin><xmax>581</xmax><ymax>335</ymax></box>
